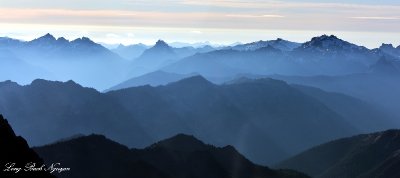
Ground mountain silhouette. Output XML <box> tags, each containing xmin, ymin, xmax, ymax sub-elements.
<box><xmin>105</xmin><ymin>70</ymin><xmax>197</xmax><ymax>91</ymax></box>
<box><xmin>230</xmin><ymin>38</ymin><xmax>301</xmax><ymax>51</ymax></box>
<box><xmin>34</xmin><ymin>133</ymin><xmax>309</xmax><ymax>178</ymax></box>
<box><xmin>1</xmin><ymin>76</ymin><xmax>396</xmax><ymax>164</ymax></box>
<box><xmin>128</xmin><ymin>40</ymin><xmax>215</xmax><ymax>77</ymax></box>
<box><xmin>0</xmin><ymin>49</ymin><xmax>50</xmax><ymax>84</ymax></box>
<box><xmin>106</xmin><ymin>76</ymin><xmax>363</xmax><ymax>164</ymax></box>
<box><xmin>0</xmin><ymin>79</ymin><xmax>154</xmax><ymax>148</ymax></box>
<box><xmin>128</xmin><ymin>40</ymin><xmax>179</xmax><ymax>76</ymax></box>
<box><xmin>163</xmin><ymin>35</ymin><xmax>384</xmax><ymax>77</ymax></box>
<box><xmin>0</xmin><ymin>115</ymin><xmax>55</xmax><ymax>178</ymax></box>
<box><xmin>369</xmin><ymin>56</ymin><xmax>400</xmax><ymax>75</ymax></box>
<box><xmin>277</xmin><ymin>129</ymin><xmax>400</xmax><ymax>178</ymax></box>
<box><xmin>0</xmin><ymin>34</ymin><xmax>127</xmax><ymax>90</ymax></box>
<box><xmin>111</xmin><ymin>43</ymin><xmax>148</xmax><ymax>59</ymax></box>
<box><xmin>378</xmin><ymin>43</ymin><xmax>400</xmax><ymax>59</ymax></box>
<box><xmin>270</xmin><ymin>72</ymin><xmax>400</xmax><ymax>122</ymax></box>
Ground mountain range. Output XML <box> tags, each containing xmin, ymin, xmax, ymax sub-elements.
<box><xmin>1</xmin><ymin>33</ymin><xmax>400</xmax><ymax>177</ymax></box>
<box><xmin>0</xmin><ymin>34</ymin><xmax>127</xmax><ymax>90</ymax></box>
<box><xmin>34</xmin><ymin>133</ymin><xmax>309</xmax><ymax>178</ymax></box>
<box><xmin>2</xmin><ymin>34</ymin><xmax>399</xmax><ymax>90</ymax></box>
<box><xmin>0</xmin><ymin>76</ymin><xmax>396</xmax><ymax>165</ymax></box>
<box><xmin>163</xmin><ymin>35</ymin><xmax>389</xmax><ymax>78</ymax></box>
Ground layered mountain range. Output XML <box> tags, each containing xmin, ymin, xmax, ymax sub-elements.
<box><xmin>0</xmin><ymin>76</ymin><xmax>396</xmax><ymax>165</ymax></box>
<box><xmin>2</xmin><ymin>34</ymin><xmax>399</xmax><ymax>91</ymax></box>
<box><xmin>1</xmin><ymin>33</ymin><xmax>400</xmax><ymax>175</ymax></box>
<box><xmin>34</xmin><ymin>134</ymin><xmax>309</xmax><ymax>178</ymax></box>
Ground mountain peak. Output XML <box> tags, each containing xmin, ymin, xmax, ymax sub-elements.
<box><xmin>72</xmin><ymin>36</ymin><xmax>96</xmax><ymax>45</ymax></box>
<box><xmin>170</xmin><ymin>75</ymin><xmax>213</xmax><ymax>87</ymax></box>
<box><xmin>154</xmin><ymin>40</ymin><xmax>170</xmax><ymax>48</ymax></box>
<box><xmin>0</xmin><ymin>80</ymin><xmax>20</xmax><ymax>88</ymax></box>
<box><xmin>311</xmin><ymin>34</ymin><xmax>340</xmax><ymax>42</ymax></box>
<box><xmin>30</xmin><ymin>33</ymin><xmax>56</xmax><ymax>43</ymax></box>
<box><xmin>147</xmin><ymin>134</ymin><xmax>208</xmax><ymax>152</ymax></box>
<box><xmin>300</xmin><ymin>34</ymin><xmax>356</xmax><ymax>51</ymax></box>
<box><xmin>30</xmin><ymin>79</ymin><xmax>83</xmax><ymax>89</ymax></box>
<box><xmin>231</xmin><ymin>38</ymin><xmax>300</xmax><ymax>51</ymax></box>
<box><xmin>41</xmin><ymin>33</ymin><xmax>56</xmax><ymax>40</ymax></box>
<box><xmin>380</xmin><ymin>43</ymin><xmax>395</xmax><ymax>49</ymax></box>
<box><xmin>57</xmin><ymin>37</ymin><xmax>69</xmax><ymax>43</ymax></box>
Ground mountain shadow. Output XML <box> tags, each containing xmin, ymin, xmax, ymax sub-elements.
<box><xmin>277</xmin><ymin>129</ymin><xmax>400</xmax><ymax>178</ymax></box>
<box><xmin>0</xmin><ymin>76</ymin><xmax>395</xmax><ymax>165</ymax></box>
<box><xmin>0</xmin><ymin>115</ymin><xmax>55</xmax><ymax>178</ymax></box>
<box><xmin>34</xmin><ymin>133</ymin><xmax>309</xmax><ymax>178</ymax></box>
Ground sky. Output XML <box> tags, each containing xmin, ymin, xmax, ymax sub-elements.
<box><xmin>0</xmin><ymin>0</ymin><xmax>399</xmax><ymax>48</ymax></box>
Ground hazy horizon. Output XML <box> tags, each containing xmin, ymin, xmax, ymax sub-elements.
<box><xmin>2</xmin><ymin>32</ymin><xmax>399</xmax><ymax>50</ymax></box>
<box><xmin>1</xmin><ymin>0</ymin><xmax>400</xmax><ymax>48</ymax></box>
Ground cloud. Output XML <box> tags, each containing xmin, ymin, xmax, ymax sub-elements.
<box><xmin>190</xmin><ymin>30</ymin><xmax>202</xmax><ymax>34</ymax></box>
<box><xmin>351</xmin><ymin>16</ymin><xmax>400</xmax><ymax>20</ymax></box>
<box><xmin>225</xmin><ymin>14</ymin><xmax>284</xmax><ymax>18</ymax></box>
<box><xmin>106</xmin><ymin>33</ymin><xmax>120</xmax><ymax>38</ymax></box>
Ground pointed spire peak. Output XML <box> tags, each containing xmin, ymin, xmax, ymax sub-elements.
<box><xmin>35</xmin><ymin>33</ymin><xmax>56</xmax><ymax>41</ymax></box>
<box><xmin>43</xmin><ymin>33</ymin><xmax>55</xmax><ymax>38</ymax></box>
<box><xmin>154</xmin><ymin>39</ymin><xmax>169</xmax><ymax>48</ymax></box>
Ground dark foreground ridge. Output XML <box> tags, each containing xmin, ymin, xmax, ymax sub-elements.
<box><xmin>278</xmin><ymin>129</ymin><xmax>400</xmax><ymax>178</ymax></box>
<box><xmin>34</xmin><ymin>133</ymin><xmax>309</xmax><ymax>178</ymax></box>
<box><xmin>0</xmin><ymin>115</ymin><xmax>55</xmax><ymax>178</ymax></box>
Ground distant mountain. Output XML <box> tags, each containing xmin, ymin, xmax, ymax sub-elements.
<box><xmin>230</xmin><ymin>38</ymin><xmax>301</xmax><ymax>51</ymax></box>
<box><xmin>378</xmin><ymin>43</ymin><xmax>400</xmax><ymax>59</ymax></box>
<box><xmin>369</xmin><ymin>56</ymin><xmax>400</xmax><ymax>75</ymax></box>
<box><xmin>0</xmin><ymin>34</ymin><xmax>127</xmax><ymax>90</ymax></box>
<box><xmin>172</xmin><ymin>45</ymin><xmax>216</xmax><ymax>58</ymax></box>
<box><xmin>163</xmin><ymin>35</ymin><xmax>382</xmax><ymax>77</ymax></box>
<box><xmin>270</xmin><ymin>72</ymin><xmax>400</xmax><ymax>121</ymax></box>
<box><xmin>106</xmin><ymin>70</ymin><xmax>197</xmax><ymax>91</ymax></box>
<box><xmin>0</xmin><ymin>37</ymin><xmax>24</xmax><ymax>48</ymax></box>
<box><xmin>290</xmin><ymin>35</ymin><xmax>379</xmax><ymax>75</ymax></box>
<box><xmin>34</xmin><ymin>134</ymin><xmax>309</xmax><ymax>178</ymax></box>
<box><xmin>129</xmin><ymin>40</ymin><xmax>179</xmax><ymax>76</ymax></box>
<box><xmin>169</xmin><ymin>41</ymin><xmax>217</xmax><ymax>48</ymax></box>
<box><xmin>0</xmin><ymin>115</ymin><xmax>55</xmax><ymax>178</ymax></box>
<box><xmin>111</xmin><ymin>43</ymin><xmax>149</xmax><ymax>59</ymax></box>
<box><xmin>128</xmin><ymin>40</ymin><xmax>216</xmax><ymax>77</ymax></box>
<box><xmin>277</xmin><ymin>129</ymin><xmax>400</xmax><ymax>178</ymax></box>
<box><xmin>292</xmin><ymin>84</ymin><xmax>396</xmax><ymax>132</ymax></box>
<box><xmin>163</xmin><ymin>47</ymin><xmax>286</xmax><ymax>77</ymax></box>
<box><xmin>0</xmin><ymin>49</ymin><xmax>50</xmax><ymax>84</ymax></box>
<box><xmin>15</xmin><ymin>34</ymin><xmax>121</xmax><ymax>60</ymax></box>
